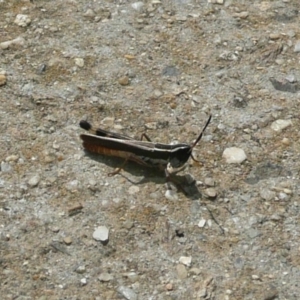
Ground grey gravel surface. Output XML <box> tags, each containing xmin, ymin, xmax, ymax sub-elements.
<box><xmin>1</xmin><ymin>1</ymin><xmax>300</xmax><ymax>299</ymax></box>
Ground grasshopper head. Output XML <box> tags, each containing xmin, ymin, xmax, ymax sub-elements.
<box><xmin>169</xmin><ymin>146</ymin><xmax>192</xmax><ymax>168</ymax></box>
<box><xmin>169</xmin><ymin>115</ymin><xmax>211</xmax><ymax>168</ymax></box>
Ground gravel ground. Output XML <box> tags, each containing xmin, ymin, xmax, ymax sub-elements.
<box><xmin>1</xmin><ymin>0</ymin><xmax>300</xmax><ymax>299</ymax></box>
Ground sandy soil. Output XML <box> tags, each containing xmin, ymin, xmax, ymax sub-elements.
<box><xmin>1</xmin><ymin>1</ymin><xmax>300</xmax><ymax>299</ymax></box>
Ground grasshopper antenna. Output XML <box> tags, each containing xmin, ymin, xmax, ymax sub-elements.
<box><xmin>190</xmin><ymin>115</ymin><xmax>211</xmax><ymax>162</ymax></box>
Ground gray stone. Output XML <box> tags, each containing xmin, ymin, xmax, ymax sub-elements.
<box><xmin>176</xmin><ymin>264</ymin><xmax>188</xmax><ymax>279</ymax></box>
<box><xmin>1</xmin><ymin>162</ymin><xmax>12</xmax><ymax>173</ymax></box>
<box><xmin>117</xmin><ymin>286</ymin><xmax>137</xmax><ymax>300</ymax></box>
<box><xmin>294</xmin><ymin>40</ymin><xmax>300</xmax><ymax>52</ymax></box>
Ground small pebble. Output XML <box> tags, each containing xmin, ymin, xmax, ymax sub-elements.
<box><xmin>233</xmin><ymin>11</ymin><xmax>249</xmax><ymax>19</ymax></box>
<box><xmin>260</xmin><ymin>189</ymin><xmax>276</xmax><ymax>201</ymax></box>
<box><xmin>278</xmin><ymin>192</ymin><xmax>289</xmax><ymax>201</ymax></box>
<box><xmin>117</xmin><ymin>286</ymin><xmax>137</xmax><ymax>300</ymax></box>
<box><xmin>222</xmin><ymin>147</ymin><xmax>247</xmax><ymax>164</ymax></box>
<box><xmin>204</xmin><ymin>188</ymin><xmax>217</xmax><ymax>199</ymax></box>
<box><xmin>165</xmin><ymin>189</ymin><xmax>178</xmax><ymax>201</ymax></box>
<box><xmin>99</xmin><ymin>272</ymin><xmax>114</xmax><ymax>282</ymax></box>
<box><xmin>294</xmin><ymin>40</ymin><xmax>300</xmax><ymax>52</ymax></box>
<box><xmin>145</xmin><ymin>122</ymin><xmax>157</xmax><ymax>130</ymax></box>
<box><xmin>101</xmin><ymin>117</ymin><xmax>115</xmax><ymax>126</ymax></box>
<box><xmin>176</xmin><ymin>264</ymin><xmax>188</xmax><ymax>279</ymax></box>
<box><xmin>204</xmin><ymin>177</ymin><xmax>215</xmax><ymax>187</ymax></box>
<box><xmin>124</xmin><ymin>54</ymin><xmax>135</xmax><ymax>60</ymax></box>
<box><xmin>179</xmin><ymin>256</ymin><xmax>192</xmax><ymax>267</ymax></box>
<box><xmin>118</xmin><ymin>76</ymin><xmax>130</xmax><ymax>86</ymax></box>
<box><xmin>123</xmin><ymin>271</ymin><xmax>138</xmax><ymax>282</ymax></box>
<box><xmin>208</xmin><ymin>0</ymin><xmax>224</xmax><ymax>3</ymax></box>
<box><xmin>51</xmin><ymin>226</ymin><xmax>60</xmax><ymax>233</ymax></box>
<box><xmin>123</xmin><ymin>220</ymin><xmax>134</xmax><ymax>230</ymax></box>
<box><xmin>263</xmin><ymin>290</ymin><xmax>278</xmax><ymax>300</ymax></box>
<box><xmin>93</xmin><ymin>226</ymin><xmax>109</xmax><ymax>242</ymax></box>
<box><xmin>269</xmin><ymin>33</ymin><xmax>280</xmax><ymax>40</ymax></box>
<box><xmin>252</xmin><ymin>274</ymin><xmax>260</xmax><ymax>280</ymax></box>
<box><xmin>0</xmin><ymin>37</ymin><xmax>25</xmax><ymax>50</ymax></box>
<box><xmin>190</xmin><ymin>268</ymin><xmax>201</xmax><ymax>275</ymax></box>
<box><xmin>165</xmin><ymin>283</ymin><xmax>173</xmax><ymax>291</ymax></box>
<box><xmin>285</xmin><ymin>74</ymin><xmax>296</xmax><ymax>83</ymax></box>
<box><xmin>65</xmin><ymin>180</ymin><xmax>80</xmax><ymax>192</ymax></box>
<box><xmin>5</xmin><ymin>155</ymin><xmax>19</xmax><ymax>162</ymax></box>
<box><xmin>63</xmin><ymin>236</ymin><xmax>72</xmax><ymax>245</ymax></box>
<box><xmin>74</xmin><ymin>58</ymin><xmax>84</xmax><ymax>67</ymax></box>
<box><xmin>1</xmin><ymin>162</ymin><xmax>12</xmax><ymax>173</ymax></box>
<box><xmin>80</xmin><ymin>278</ymin><xmax>87</xmax><ymax>286</ymax></box>
<box><xmin>270</xmin><ymin>214</ymin><xmax>282</xmax><ymax>221</ymax></box>
<box><xmin>131</xmin><ymin>2</ymin><xmax>144</xmax><ymax>10</ymax></box>
<box><xmin>76</xmin><ymin>265</ymin><xmax>86</xmax><ymax>274</ymax></box>
<box><xmin>0</xmin><ymin>74</ymin><xmax>6</xmax><ymax>86</ymax></box>
<box><xmin>271</xmin><ymin>119</ymin><xmax>292</xmax><ymax>132</ymax></box>
<box><xmin>14</xmin><ymin>14</ymin><xmax>31</xmax><ymax>27</ymax></box>
<box><xmin>281</xmin><ymin>138</ymin><xmax>290</xmax><ymax>146</ymax></box>
<box><xmin>28</xmin><ymin>175</ymin><xmax>40</xmax><ymax>187</ymax></box>
<box><xmin>198</xmin><ymin>219</ymin><xmax>206</xmax><ymax>228</ymax></box>
<box><xmin>83</xmin><ymin>9</ymin><xmax>96</xmax><ymax>18</ymax></box>
<box><xmin>128</xmin><ymin>186</ymin><xmax>140</xmax><ymax>195</ymax></box>
<box><xmin>283</xmin><ymin>188</ymin><xmax>292</xmax><ymax>195</ymax></box>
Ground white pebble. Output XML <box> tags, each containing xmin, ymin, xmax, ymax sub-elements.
<box><xmin>204</xmin><ymin>188</ymin><xmax>217</xmax><ymax>199</ymax></box>
<box><xmin>131</xmin><ymin>2</ymin><xmax>144</xmax><ymax>10</ymax></box>
<box><xmin>0</xmin><ymin>37</ymin><xmax>25</xmax><ymax>50</ymax></box>
<box><xmin>65</xmin><ymin>180</ymin><xmax>80</xmax><ymax>192</ymax></box>
<box><xmin>5</xmin><ymin>155</ymin><xmax>19</xmax><ymax>162</ymax></box>
<box><xmin>198</xmin><ymin>219</ymin><xmax>206</xmax><ymax>228</ymax></box>
<box><xmin>278</xmin><ymin>192</ymin><xmax>289</xmax><ymax>201</ymax></box>
<box><xmin>28</xmin><ymin>175</ymin><xmax>40</xmax><ymax>187</ymax></box>
<box><xmin>93</xmin><ymin>226</ymin><xmax>109</xmax><ymax>242</ymax></box>
<box><xmin>222</xmin><ymin>147</ymin><xmax>247</xmax><ymax>164</ymax></box>
<box><xmin>294</xmin><ymin>40</ymin><xmax>300</xmax><ymax>52</ymax></box>
<box><xmin>128</xmin><ymin>186</ymin><xmax>140</xmax><ymax>195</ymax></box>
<box><xmin>101</xmin><ymin>117</ymin><xmax>115</xmax><ymax>126</ymax></box>
<box><xmin>74</xmin><ymin>58</ymin><xmax>84</xmax><ymax>67</ymax></box>
<box><xmin>208</xmin><ymin>0</ymin><xmax>224</xmax><ymax>3</ymax></box>
<box><xmin>271</xmin><ymin>119</ymin><xmax>292</xmax><ymax>132</ymax></box>
<box><xmin>117</xmin><ymin>286</ymin><xmax>137</xmax><ymax>300</ymax></box>
<box><xmin>283</xmin><ymin>188</ymin><xmax>292</xmax><ymax>195</ymax></box>
<box><xmin>14</xmin><ymin>14</ymin><xmax>31</xmax><ymax>27</ymax></box>
<box><xmin>165</xmin><ymin>189</ymin><xmax>178</xmax><ymax>201</ymax></box>
<box><xmin>179</xmin><ymin>256</ymin><xmax>192</xmax><ymax>267</ymax></box>
<box><xmin>99</xmin><ymin>272</ymin><xmax>114</xmax><ymax>282</ymax></box>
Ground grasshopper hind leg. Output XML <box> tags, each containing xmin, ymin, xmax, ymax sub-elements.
<box><xmin>108</xmin><ymin>157</ymin><xmax>130</xmax><ymax>176</ymax></box>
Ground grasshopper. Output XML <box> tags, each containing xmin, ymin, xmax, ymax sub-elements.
<box><xmin>79</xmin><ymin>115</ymin><xmax>211</xmax><ymax>178</ymax></box>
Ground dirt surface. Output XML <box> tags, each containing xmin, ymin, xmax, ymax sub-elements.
<box><xmin>1</xmin><ymin>0</ymin><xmax>300</xmax><ymax>299</ymax></box>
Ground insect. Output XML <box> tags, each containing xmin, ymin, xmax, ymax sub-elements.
<box><xmin>79</xmin><ymin>115</ymin><xmax>211</xmax><ymax>178</ymax></box>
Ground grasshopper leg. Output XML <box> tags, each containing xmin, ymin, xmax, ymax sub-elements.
<box><xmin>140</xmin><ymin>133</ymin><xmax>152</xmax><ymax>142</ymax></box>
<box><xmin>108</xmin><ymin>157</ymin><xmax>130</xmax><ymax>176</ymax></box>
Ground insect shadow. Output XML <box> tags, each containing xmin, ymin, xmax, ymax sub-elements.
<box><xmin>83</xmin><ymin>150</ymin><xmax>202</xmax><ymax>200</ymax></box>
